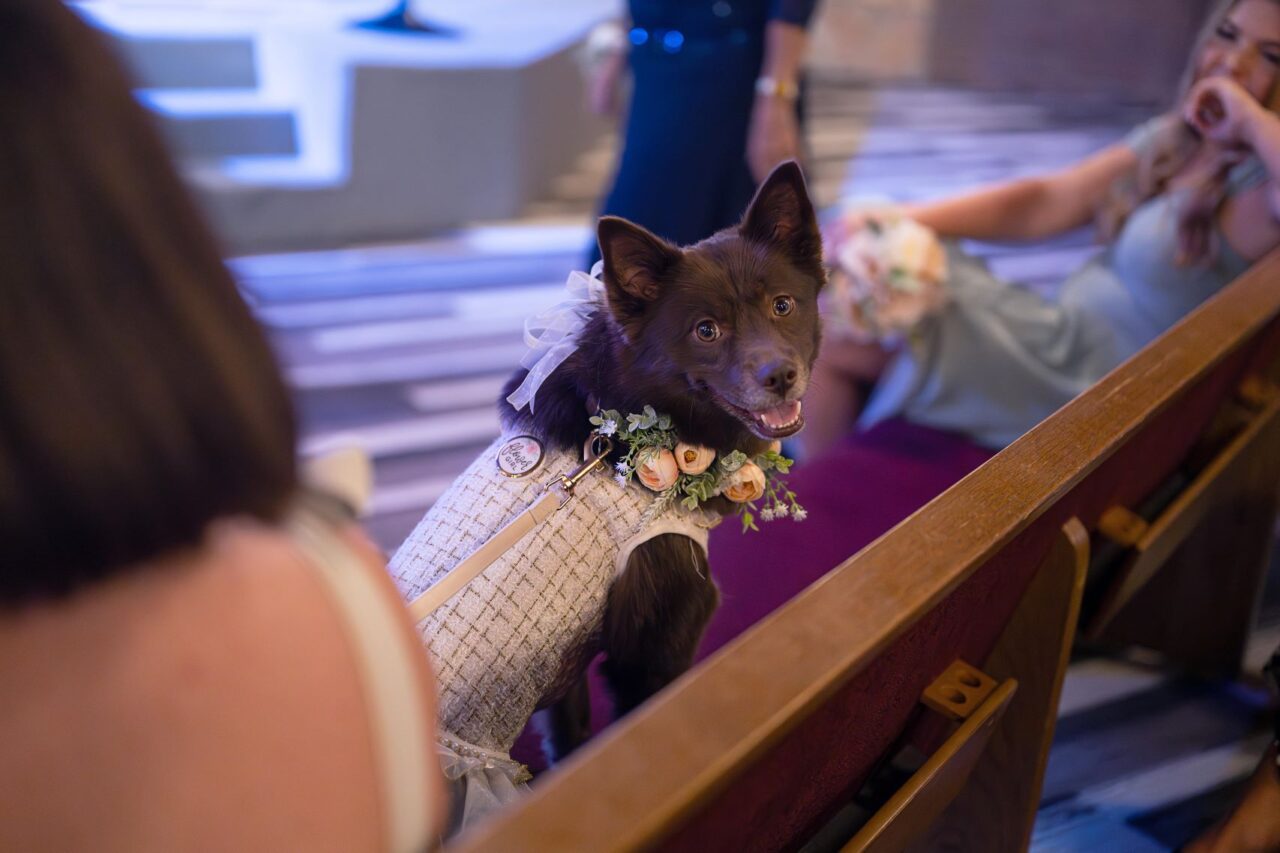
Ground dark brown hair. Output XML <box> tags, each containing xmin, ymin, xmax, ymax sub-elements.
<box><xmin>0</xmin><ymin>0</ymin><xmax>297</xmax><ymax>604</ymax></box>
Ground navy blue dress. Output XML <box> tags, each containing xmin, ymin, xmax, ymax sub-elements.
<box><xmin>589</xmin><ymin>0</ymin><xmax>818</xmax><ymax>262</ymax></box>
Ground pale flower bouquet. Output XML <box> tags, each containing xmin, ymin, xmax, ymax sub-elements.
<box><xmin>824</xmin><ymin>205</ymin><xmax>949</xmax><ymax>343</ymax></box>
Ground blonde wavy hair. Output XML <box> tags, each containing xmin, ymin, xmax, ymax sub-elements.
<box><xmin>1097</xmin><ymin>0</ymin><xmax>1280</xmax><ymax>264</ymax></box>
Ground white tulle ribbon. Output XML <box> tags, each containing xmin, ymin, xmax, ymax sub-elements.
<box><xmin>506</xmin><ymin>261</ymin><xmax>607</xmax><ymax>413</ymax></box>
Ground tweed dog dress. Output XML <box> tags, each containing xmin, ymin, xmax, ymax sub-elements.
<box><xmin>389</xmin><ymin>436</ymin><xmax>714</xmax><ymax>828</ymax></box>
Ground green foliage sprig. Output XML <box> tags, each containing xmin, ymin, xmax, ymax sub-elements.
<box><xmin>589</xmin><ymin>406</ymin><xmax>807</xmax><ymax>532</ymax></box>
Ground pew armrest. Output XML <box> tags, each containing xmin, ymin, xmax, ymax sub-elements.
<box><xmin>845</xmin><ymin>676</ymin><xmax>1018</xmax><ymax>853</ymax></box>
<box><xmin>1087</xmin><ymin>379</ymin><xmax>1280</xmax><ymax>638</ymax></box>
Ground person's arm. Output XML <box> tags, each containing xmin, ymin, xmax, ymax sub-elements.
<box><xmin>584</xmin><ymin>19</ymin><xmax>629</xmax><ymax>117</ymax></box>
<box><xmin>747</xmin><ymin>5</ymin><xmax>815</xmax><ymax>183</ymax></box>
<box><xmin>900</xmin><ymin>143</ymin><xmax>1138</xmax><ymax>242</ymax></box>
<box><xmin>759</xmin><ymin>18</ymin><xmax>808</xmax><ymax>87</ymax></box>
<box><xmin>1186</xmin><ymin>76</ymin><xmax>1280</xmax><ymax>220</ymax></box>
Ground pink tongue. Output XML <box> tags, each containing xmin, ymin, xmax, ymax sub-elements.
<box><xmin>758</xmin><ymin>400</ymin><xmax>802</xmax><ymax>429</ymax></box>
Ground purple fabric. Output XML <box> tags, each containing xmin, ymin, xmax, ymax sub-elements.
<box><xmin>511</xmin><ymin>418</ymin><xmax>993</xmax><ymax>773</ymax></box>
<box><xmin>699</xmin><ymin>418</ymin><xmax>995</xmax><ymax>658</ymax></box>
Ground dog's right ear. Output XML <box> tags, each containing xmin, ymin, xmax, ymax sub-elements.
<box><xmin>598</xmin><ymin>216</ymin><xmax>680</xmax><ymax>302</ymax></box>
<box><xmin>597</xmin><ymin>216</ymin><xmax>681</xmax><ymax>325</ymax></box>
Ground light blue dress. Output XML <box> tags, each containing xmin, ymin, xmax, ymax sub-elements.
<box><xmin>858</xmin><ymin>118</ymin><xmax>1268</xmax><ymax>449</ymax></box>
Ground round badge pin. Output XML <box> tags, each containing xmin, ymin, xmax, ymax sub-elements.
<box><xmin>496</xmin><ymin>435</ymin><xmax>545</xmax><ymax>478</ymax></box>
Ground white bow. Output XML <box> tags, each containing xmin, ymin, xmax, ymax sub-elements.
<box><xmin>506</xmin><ymin>261</ymin><xmax>607</xmax><ymax>413</ymax></box>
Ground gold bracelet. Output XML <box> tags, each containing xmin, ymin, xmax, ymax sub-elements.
<box><xmin>754</xmin><ymin>76</ymin><xmax>800</xmax><ymax>101</ymax></box>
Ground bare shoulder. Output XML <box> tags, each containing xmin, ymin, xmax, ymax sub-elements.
<box><xmin>0</xmin><ymin>519</ymin><xmax>387</xmax><ymax>851</ymax></box>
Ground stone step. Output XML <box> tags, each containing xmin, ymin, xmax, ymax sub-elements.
<box><xmin>107</xmin><ymin>33</ymin><xmax>259</xmax><ymax>90</ymax></box>
<box><xmin>158</xmin><ymin>109</ymin><xmax>298</xmax><ymax>161</ymax></box>
<box><xmin>301</xmin><ymin>406</ymin><xmax>500</xmax><ymax>460</ymax></box>
<box><xmin>78</xmin><ymin>1</ymin><xmax>615</xmax><ymax>253</ymax></box>
<box><xmin>234</xmin><ymin>224</ymin><xmax>589</xmax><ymax>304</ymax></box>
<box><xmin>137</xmin><ymin>90</ymin><xmax>308</xmax><ymax>162</ymax></box>
<box><xmin>286</xmin><ymin>342</ymin><xmax>525</xmax><ymax>391</ymax></box>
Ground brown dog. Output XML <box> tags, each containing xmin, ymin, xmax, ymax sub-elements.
<box><xmin>390</xmin><ymin>162</ymin><xmax>824</xmax><ymax>823</ymax></box>
<box><xmin>508</xmin><ymin>160</ymin><xmax>824</xmax><ymax>749</ymax></box>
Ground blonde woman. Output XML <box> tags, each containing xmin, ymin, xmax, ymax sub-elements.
<box><xmin>804</xmin><ymin>0</ymin><xmax>1280</xmax><ymax>457</ymax></box>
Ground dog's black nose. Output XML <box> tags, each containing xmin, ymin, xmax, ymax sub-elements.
<box><xmin>757</xmin><ymin>360</ymin><xmax>799</xmax><ymax>395</ymax></box>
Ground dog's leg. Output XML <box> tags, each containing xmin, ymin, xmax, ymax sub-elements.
<box><xmin>541</xmin><ymin>674</ymin><xmax>592</xmax><ymax>763</ymax></box>
<box><xmin>601</xmin><ymin>533</ymin><xmax>719</xmax><ymax>716</ymax></box>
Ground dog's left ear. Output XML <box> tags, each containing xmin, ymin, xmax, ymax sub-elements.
<box><xmin>740</xmin><ymin>160</ymin><xmax>822</xmax><ymax>267</ymax></box>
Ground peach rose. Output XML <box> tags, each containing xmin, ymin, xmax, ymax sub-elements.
<box><xmin>885</xmin><ymin>217</ymin><xmax>947</xmax><ymax>285</ymax></box>
<box><xmin>636</xmin><ymin>448</ymin><xmax>679</xmax><ymax>491</ymax></box>
<box><xmin>721</xmin><ymin>460</ymin><xmax>766</xmax><ymax>503</ymax></box>
<box><xmin>768</xmin><ymin>440</ymin><xmax>782</xmax><ymax>455</ymax></box>
<box><xmin>674</xmin><ymin>442</ymin><xmax>715</xmax><ymax>475</ymax></box>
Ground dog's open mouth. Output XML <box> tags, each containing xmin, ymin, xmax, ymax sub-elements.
<box><xmin>715</xmin><ymin>395</ymin><xmax>806</xmax><ymax>440</ymax></box>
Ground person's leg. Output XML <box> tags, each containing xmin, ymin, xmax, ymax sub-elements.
<box><xmin>1185</xmin><ymin>650</ymin><xmax>1280</xmax><ymax>852</ymax></box>
<box><xmin>798</xmin><ymin>335</ymin><xmax>894</xmax><ymax>460</ymax></box>
<box><xmin>1182</xmin><ymin>741</ymin><xmax>1280</xmax><ymax>853</ymax></box>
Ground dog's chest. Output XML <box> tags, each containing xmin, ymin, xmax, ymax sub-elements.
<box><xmin>389</xmin><ymin>437</ymin><xmax>664</xmax><ymax>752</ymax></box>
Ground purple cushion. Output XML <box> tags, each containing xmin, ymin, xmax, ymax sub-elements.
<box><xmin>699</xmin><ymin>418</ymin><xmax>995</xmax><ymax>658</ymax></box>
<box><xmin>512</xmin><ymin>418</ymin><xmax>993</xmax><ymax>772</ymax></box>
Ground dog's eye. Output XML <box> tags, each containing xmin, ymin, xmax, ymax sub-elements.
<box><xmin>694</xmin><ymin>320</ymin><xmax>721</xmax><ymax>342</ymax></box>
<box><xmin>773</xmin><ymin>296</ymin><xmax>795</xmax><ymax>317</ymax></box>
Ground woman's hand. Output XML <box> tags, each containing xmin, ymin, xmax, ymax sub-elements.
<box><xmin>1184</xmin><ymin>76</ymin><xmax>1269</xmax><ymax>150</ymax></box>
<box><xmin>747</xmin><ymin>95</ymin><xmax>803</xmax><ymax>184</ymax></box>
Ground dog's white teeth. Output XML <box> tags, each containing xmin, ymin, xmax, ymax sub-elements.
<box><xmin>757</xmin><ymin>400</ymin><xmax>803</xmax><ymax>430</ymax></box>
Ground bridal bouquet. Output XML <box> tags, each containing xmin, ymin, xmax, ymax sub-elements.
<box><xmin>825</xmin><ymin>207</ymin><xmax>949</xmax><ymax>343</ymax></box>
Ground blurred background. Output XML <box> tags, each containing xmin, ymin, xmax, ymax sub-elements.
<box><xmin>73</xmin><ymin>0</ymin><xmax>1208</xmax><ymax>549</ymax></box>
<box><xmin>71</xmin><ymin>3</ymin><xmax>1276</xmax><ymax>850</ymax></box>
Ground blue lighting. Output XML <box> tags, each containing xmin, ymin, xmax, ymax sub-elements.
<box><xmin>661</xmin><ymin>30</ymin><xmax>684</xmax><ymax>52</ymax></box>
<box><xmin>629</xmin><ymin>27</ymin><xmax>649</xmax><ymax>46</ymax></box>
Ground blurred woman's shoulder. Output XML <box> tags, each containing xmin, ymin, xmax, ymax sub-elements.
<box><xmin>0</xmin><ymin>517</ymin><xmax>392</xmax><ymax>851</ymax></box>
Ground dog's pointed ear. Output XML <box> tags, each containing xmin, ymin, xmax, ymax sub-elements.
<box><xmin>740</xmin><ymin>160</ymin><xmax>821</xmax><ymax>265</ymax></box>
<box><xmin>598</xmin><ymin>215</ymin><xmax>681</xmax><ymax>311</ymax></box>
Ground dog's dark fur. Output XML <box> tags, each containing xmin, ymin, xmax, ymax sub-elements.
<box><xmin>500</xmin><ymin>161</ymin><xmax>825</xmax><ymax>760</ymax></box>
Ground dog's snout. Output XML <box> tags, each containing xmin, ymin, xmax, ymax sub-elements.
<box><xmin>757</xmin><ymin>359</ymin><xmax>799</xmax><ymax>395</ymax></box>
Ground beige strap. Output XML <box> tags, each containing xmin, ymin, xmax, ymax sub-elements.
<box><xmin>407</xmin><ymin>486</ymin><xmax>565</xmax><ymax>623</ymax></box>
<box><xmin>614</xmin><ymin>516</ymin><xmax>712</xmax><ymax>578</ymax></box>
<box><xmin>288</xmin><ymin>509</ymin><xmax>434</xmax><ymax>853</ymax></box>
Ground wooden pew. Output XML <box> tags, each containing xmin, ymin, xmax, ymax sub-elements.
<box><xmin>1083</xmin><ymin>375</ymin><xmax>1280</xmax><ymax>677</ymax></box>
<box><xmin>452</xmin><ymin>250</ymin><xmax>1280</xmax><ymax>853</ymax></box>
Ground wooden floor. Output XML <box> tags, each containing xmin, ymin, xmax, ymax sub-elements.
<box><xmin>235</xmin><ymin>78</ymin><xmax>1279</xmax><ymax>851</ymax></box>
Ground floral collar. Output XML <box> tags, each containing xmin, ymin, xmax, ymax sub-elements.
<box><xmin>590</xmin><ymin>406</ymin><xmax>806</xmax><ymax>532</ymax></box>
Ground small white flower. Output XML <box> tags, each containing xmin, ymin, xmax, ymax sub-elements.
<box><xmin>774</xmin><ymin>503</ymin><xmax>789</xmax><ymax>518</ymax></box>
<box><xmin>792</xmin><ymin>507</ymin><xmax>808</xmax><ymax>522</ymax></box>
<box><xmin>760</xmin><ymin>507</ymin><xmax>776</xmax><ymax>522</ymax></box>
<box><xmin>613</xmin><ymin>474</ymin><xmax>628</xmax><ymax>488</ymax></box>
<box><xmin>615</xmin><ymin>461</ymin><xmax>631</xmax><ymax>475</ymax></box>
<box><xmin>598</xmin><ymin>419</ymin><xmax>618</xmax><ymax>436</ymax></box>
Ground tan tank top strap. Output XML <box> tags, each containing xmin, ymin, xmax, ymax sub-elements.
<box><xmin>287</xmin><ymin>505</ymin><xmax>434</xmax><ymax>852</ymax></box>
